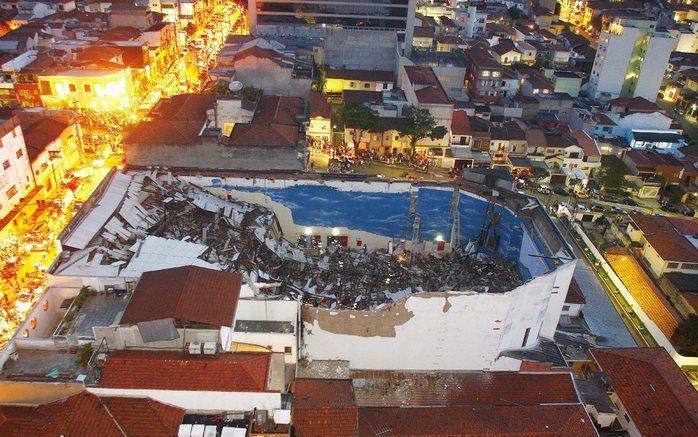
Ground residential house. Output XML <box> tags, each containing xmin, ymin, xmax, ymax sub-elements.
<box><xmin>570</xmin><ymin>130</ymin><xmax>602</xmax><ymax>175</ymax></box>
<box><xmin>626</xmin><ymin>213</ymin><xmax>698</xmax><ymax>277</ymax></box>
<box><xmin>551</xmin><ymin>70</ymin><xmax>582</xmax><ymax>97</ymax></box>
<box><xmin>413</xmin><ymin>26</ymin><xmax>434</xmax><ymax>50</ymax></box>
<box><xmin>139</xmin><ymin>21</ymin><xmax>177</xmax><ymax>81</ymax></box>
<box><xmin>226</xmin><ymin>39</ymin><xmax>313</xmax><ymax>99</ymax></box>
<box><xmin>585</xmin><ymin>348</ymin><xmax>698</xmax><ymax>436</ymax></box>
<box><xmin>463</xmin><ymin>47</ymin><xmax>504</xmax><ymax>102</ymax></box>
<box><xmin>460</xmin><ymin>5</ymin><xmax>487</xmax><ymax>38</ymax></box>
<box><xmin>37</xmin><ymin>61</ymin><xmax>134</xmax><ymax>111</ymax></box>
<box><xmin>516</xmin><ymin>40</ymin><xmax>537</xmax><ymax>65</ymax></box>
<box><xmin>491</xmin><ymin>39</ymin><xmax>521</xmax><ymax>65</ymax></box>
<box><xmin>19</xmin><ymin>115</ymin><xmax>81</xmax><ymax>197</ymax></box>
<box><xmin>0</xmin><ymin>115</ymin><xmax>32</xmax><ymax>224</ymax></box>
<box><xmin>622</xmin><ymin>149</ymin><xmax>685</xmax><ymax>185</ymax></box>
<box><xmin>562</xmin><ymin>278</ymin><xmax>586</xmax><ymax>317</ymax></box>
<box><xmin>400</xmin><ymin>65</ymin><xmax>453</xmax><ymax>164</ymax></box>
<box><xmin>518</xmin><ymin>68</ymin><xmax>554</xmax><ymax>96</ymax></box>
<box><xmin>324</xmin><ymin>68</ymin><xmax>394</xmax><ymax>102</ymax></box>
<box><xmin>108</xmin><ymin>4</ymin><xmax>156</xmax><ymax>30</ymax></box>
<box><xmin>346</xmin><ymin>117</ymin><xmax>411</xmax><ymax>157</ymax></box>
<box><xmin>307</xmin><ymin>90</ymin><xmax>331</xmax><ymax>143</ymax></box>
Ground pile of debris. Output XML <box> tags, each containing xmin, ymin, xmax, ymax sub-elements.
<box><xmin>64</xmin><ymin>172</ymin><xmax>524</xmax><ymax>310</ymax></box>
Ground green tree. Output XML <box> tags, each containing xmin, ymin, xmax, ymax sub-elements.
<box><xmin>398</xmin><ymin>105</ymin><xmax>448</xmax><ymax>158</ymax></box>
<box><xmin>597</xmin><ymin>155</ymin><xmax>631</xmax><ymax>194</ymax></box>
<box><xmin>339</xmin><ymin>101</ymin><xmax>380</xmax><ymax>146</ymax></box>
<box><xmin>531</xmin><ymin>167</ymin><xmax>549</xmax><ymax>181</ymax></box>
<box><xmin>313</xmin><ymin>63</ymin><xmax>326</xmax><ymax>92</ymax></box>
<box><xmin>507</xmin><ymin>6</ymin><xmax>522</xmax><ymax>20</ymax></box>
<box><xmin>239</xmin><ymin>86</ymin><xmax>263</xmax><ymax>102</ymax></box>
<box><xmin>673</xmin><ymin>315</ymin><xmax>698</xmax><ymax>357</ymax></box>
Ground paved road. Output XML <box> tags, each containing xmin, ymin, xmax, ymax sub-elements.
<box><xmin>553</xmin><ymin>218</ymin><xmax>638</xmax><ymax>347</ymax></box>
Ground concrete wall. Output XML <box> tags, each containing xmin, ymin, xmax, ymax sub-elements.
<box><xmin>301</xmin><ymin>264</ymin><xmax>573</xmax><ymax>371</ymax></box>
<box><xmin>590</xmin><ymin>28</ymin><xmax>638</xmax><ymax>99</ymax></box>
<box><xmin>232</xmin><ymin>299</ymin><xmax>299</xmax><ymax>364</ymax></box>
<box><xmin>93</xmin><ymin>325</ymin><xmax>221</xmax><ymax>350</ymax></box>
<box><xmin>125</xmin><ymin>139</ymin><xmax>304</xmax><ymax>171</ymax></box>
<box><xmin>88</xmin><ymin>387</ymin><xmax>282</xmax><ymax>414</ymax></box>
<box><xmin>324</xmin><ymin>28</ymin><xmax>398</xmax><ymax>70</ymax></box>
<box><xmin>634</xmin><ymin>35</ymin><xmax>675</xmax><ymax>102</ymax></box>
<box><xmin>233</xmin><ymin>57</ymin><xmax>312</xmax><ymax>99</ymax></box>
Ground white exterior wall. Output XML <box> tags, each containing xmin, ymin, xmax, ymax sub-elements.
<box><xmin>232</xmin><ymin>299</ymin><xmax>299</xmax><ymax>364</ymax></box>
<box><xmin>634</xmin><ymin>35</ymin><xmax>675</xmax><ymax>102</ymax></box>
<box><xmin>590</xmin><ymin>28</ymin><xmax>638</xmax><ymax>99</ymax></box>
<box><xmin>301</xmin><ymin>263</ymin><xmax>574</xmax><ymax>371</ymax></box>
<box><xmin>0</xmin><ymin>123</ymin><xmax>33</xmax><ymax>221</ymax></box>
<box><xmin>87</xmin><ymin>388</ymin><xmax>282</xmax><ymax>414</ymax></box>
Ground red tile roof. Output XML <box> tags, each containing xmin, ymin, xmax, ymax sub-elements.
<box><xmin>413</xmin><ymin>26</ymin><xmax>435</xmax><ymax>39</ymax></box>
<box><xmin>592</xmin><ymin>348</ymin><xmax>698</xmax><ymax>436</ymax></box>
<box><xmin>100</xmin><ymin>350</ymin><xmax>271</xmax><ymax>392</ymax></box>
<box><xmin>120</xmin><ymin>265</ymin><xmax>242</xmax><ymax>327</ymax></box>
<box><xmin>451</xmin><ymin>110</ymin><xmax>472</xmax><ymax>136</ymax></box>
<box><xmin>609</xmin><ymin>96</ymin><xmax>660</xmax><ymax>113</ymax></box>
<box><xmin>227</xmin><ymin>95</ymin><xmax>303</xmax><ymax>148</ymax></box>
<box><xmin>358</xmin><ymin>405</ymin><xmax>598</xmax><ymax>436</ymax></box>
<box><xmin>492</xmin><ymin>39</ymin><xmax>520</xmax><ymax>56</ymax></box>
<box><xmin>565</xmin><ymin>278</ymin><xmax>586</xmax><ymax>305</ymax></box>
<box><xmin>349</xmin><ymin>371</ymin><xmax>581</xmax><ymax>407</ymax></box>
<box><xmin>405</xmin><ymin>66</ymin><xmax>450</xmax><ymax>105</ymax></box>
<box><xmin>629</xmin><ymin>214</ymin><xmax>698</xmax><ymax>263</ymax></box>
<box><xmin>292</xmin><ymin>379</ymin><xmax>358</xmax><ymax>437</ymax></box>
<box><xmin>570</xmin><ymin>130</ymin><xmax>600</xmax><ymax>158</ymax></box>
<box><xmin>309</xmin><ymin>90</ymin><xmax>331</xmax><ymax>119</ymax></box>
<box><xmin>20</xmin><ymin>117</ymin><xmax>69</xmax><ymax>162</ymax></box>
<box><xmin>325</xmin><ymin>68</ymin><xmax>394</xmax><ymax>83</ymax></box>
<box><xmin>233</xmin><ymin>45</ymin><xmax>294</xmax><ymax>69</ymax></box>
<box><xmin>0</xmin><ymin>392</ymin><xmax>184</xmax><ymax>437</ymax></box>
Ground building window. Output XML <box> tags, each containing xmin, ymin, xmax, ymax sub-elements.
<box><xmin>522</xmin><ymin>327</ymin><xmax>531</xmax><ymax>347</ymax></box>
<box><xmin>682</xmin><ymin>263</ymin><xmax>698</xmax><ymax>270</ymax></box>
<box><xmin>667</xmin><ymin>262</ymin><xmax>679</xmax><ymax>269</ymax></box>
<box><xmin>84</xmin><ymin>84</ymin><xmax>92</xmax><ymax>93</ymax></box>
<box><xmin>364</xmin><ymin>83</ymin><xmax>370</xmax><ymax>89</ymax></box>
<box><xmin>16</xmin><ymin>149</ymin><xmax>23</xmax><ymax>159</ymax></box>
<box><xmin>624</xmin><ymin>413</ymin><xmax>631</xmax><ymax>423</ymax></box>
<box><xmin>6</xmin><ymin>185</ymin><xmax>18</xmax><ymax>199</ymax></box>
<box><xmin>382</xmin><ymin>83</ymin><xmax>389</xmax><ymax>90</ymax></box>
<box><xmin>562</xmin><ymin>305</ymin><xmax>570</xmax><ymax>311</ymax></box>
<box><xmin>69</xmin><ymin>84</ymin><xmax>77</xmax><ymax>92</ymax></box>
<box><xmin>482</xmin><ymin>70</ymin><xmax>490</xmax><ymax>77</ymax></box>
<box><xmin>284</xmin><ymin>346</ymin><xmax>292</xmax><ymax>354</ymax></box>
<box><xmin>2</xmin><ymin>159</ymin><xmax>10</xmax><ymax>170</ymax></box>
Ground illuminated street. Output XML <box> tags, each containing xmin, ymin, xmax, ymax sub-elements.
<box><xmin>0</xmin><ymin>1</ymin><xmax>248</xmax><ymax>349</ymax></box>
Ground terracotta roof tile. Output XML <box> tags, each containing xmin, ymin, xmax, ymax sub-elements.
<box><xmin>629</xmin><ymin>214</ymin><xmax>698</xmax><ymax>263</ymax></box>
<box><xmin>120</xmin><ymin>265</ymin><xmax>242</xmax><ymax>327</ymax></box>
<box><xmin>451</xmin><ymin>110</ymin><xmax>472</xmax><ymax>136</ymax></box>
<box><xmin>492</xmin><ymin>39</ymin><xmax>520</xmax><ymax>56</ymax></box>
<box><xmin>0</xmin><ymin>392</ymin><xmax>184</xmax><ymax>437</ymax></box>
<box><xmin>20</xmin><ymin>117</ymin><xmax>69</xmax><ymax>162</ymax></box>
<box><xmin>100</xmin><ymin>350</ymin><xmax>271</xmax><ymax>392</ymax></box>
<box><xmin>592</xmin><ymin>348</ymin><xmax>698</xmax><ymax>436</ymax></box>
<box><xmin>358</xmin><ymin>405</ymin><xmax>598</xmax><ymax>436</ymax></box>
<box><xmin>570</xmin><ymin>130</ymin><xmax>600</xmax><ymax>158</ymax></box>
<box><xmin>565</xmin><ymin>278</ymin><xmax>586</xmax><ymax>305</ymax></box>
<box><xmin>605</xmin><ymin>247</ymin><xmax>681</xmax><ymax>338</ymax></box>
<box><xmin>413</xmin><ymin>26</ymin><xmax>435</xmax><ymax>38</ymax></box>
<box><xmin>405</xmin><ymin>66</ymin><xmax>450</xmax><ymax>105</ymax></box>
<box><xmin>292</xmin><ymin>379</ymin><xmax>357</xmax><ymax>437</ymax></box>
<box><xmin>309</xmin><ymin>90</ymin><xmax>330</xmax><ymax>119</ymax></box>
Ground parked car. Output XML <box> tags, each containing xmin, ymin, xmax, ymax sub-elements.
<box><xmin>601</xmin><ymin>194</ymin><xmax>620</xmax><ymax>203</ymax></box>
<box><xmin>622</xmin><ymin>197</ymin><xmax>638</xmax><ymax>206</ymax></box>
<box><xmin>660</xmin><ymin>201</ymin><xmax>678</xmax><ymax>213</ymax></box>
<box><xmin>610</xmin><ymin>205</ymin><xmax>624</xmax><ymax>214</ymax></box>
<box><xmin>679</xmin><ymin>205</ymin><xmax>695</xmax><ymax>217</ymax></box>
<box><xmin>537</xmin><ymin>184</ymin><xmax>552</xmax><ymax>194</ymax></box>
<box><xmin>589</xmin><ymin>203</ymin><xmax>606</xmax><ymax>212</ymax></box>
<box><xmin>552</xmin><ymin>185</ymin><xmax>568</xmax><ymax>196</ymax></box>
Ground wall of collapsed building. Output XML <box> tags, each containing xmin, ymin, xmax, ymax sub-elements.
<box><xmin>301</xmin><ymin>260</ymin><xmax>575</xmax><ymax>371</ymax></box>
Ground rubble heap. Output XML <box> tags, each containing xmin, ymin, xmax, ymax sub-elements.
<box><xmin>73</xmin><ymin>173</ymin><xmax>524</xmax><ymax>310</ymax></box>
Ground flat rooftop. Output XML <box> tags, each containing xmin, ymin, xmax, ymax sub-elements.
<box><xmin>55</xmin><ymin>292</ymin><xmax>130</xmax><ymax>340</ymax></box>
<box><xmin>1</xmin><ymin>349</ymin><xmax>87</xmax><ymax>382</ymax></box>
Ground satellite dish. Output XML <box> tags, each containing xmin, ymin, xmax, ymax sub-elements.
<box><xmin>228</xmin><ymin>81</ymin><xmax>243</xmax><ymax>92</ymax></box>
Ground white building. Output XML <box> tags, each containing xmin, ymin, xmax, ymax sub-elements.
<box><xmin>0</xmin><ymin>116</ymin><xmax>33</xmax><ymax>224</ymax></box>
<box><xmin>459</xmin><ymin>6</ymin><xmax>487</xmax><ymax>38</ymax></box>
<box><xmin>589</xmin><ymin>23</ymin><xmax>676</xmax><ymax>102</ymax></box>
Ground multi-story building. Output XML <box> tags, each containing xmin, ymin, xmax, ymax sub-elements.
<box><xmin>459</xmin><ymin>5</ymin><xmax>486</xmax><ymax>38</ymax></box>
<box><xmin>248</xmin><ymin>0</ymin><xmax>417</xmax><ymax>54</ymax></box>
<box><xmin>0</xmin><ymin>115</ymin><xmax>33</xmax><ymax>223</ymax></box>
<box><xmin>463</xmin><ymin>47</ymin><xmax>504</xmax><ymax>102</ymax></box>
<box><xmin>588</xmin><ymin>18</ymin><xmax>676</xmax><ymax>102</ymax></box>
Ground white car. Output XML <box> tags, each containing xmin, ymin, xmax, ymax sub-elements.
<box><xmin>537</xmin><ymin>185</ymin><xmax>551</xmax><ymax>194</ymax></box>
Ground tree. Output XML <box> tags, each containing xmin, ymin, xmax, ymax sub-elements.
<box><xmin>239</xmin><ymin>86</ymin><xmax>263</xmax><ymax>102</ymax></box>
<box><xmin>597</xmin><ymin>155</ymin><xmax>631</xmax><ymax>194</ymax></box>
<box><xmin>507</xmin><ymin>6</ymin><xmax>522</xmax><ymax>20</ymax></box>
<box><xmin>339</xmin><ymin>101</ymin><xmax>380</xmax><ymax>147</ymax></box>
<box><xmin>398</xmin><ymin>105</ymin><xmax>448</xmax><ymax>158</ymax></box>
<box><xmin>185</xmin><ymin>22</ymin><xmax>197</xmax><ymax>37</ymax></box>
<box><xmin>673</xmin><ymin>315</ymin><xmax>698</xmax><ymax>357</ymax></box>
<box><xmin>313</xmin><ymin>63</ymin><xmax>326</xmax><ymax>92</ymax></box>
<box><xmin>531</xmin><ymin>167</ymin><xmax>549</xmax><ymax>181</ymax></box>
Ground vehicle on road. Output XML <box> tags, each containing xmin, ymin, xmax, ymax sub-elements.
<box><xmin>575</xmin><ymin>191</ymin><xmax>590</xmax><ymax>199</ymax></box>
<box><xmin>610</xmin><ymin>205</ymin><xmax>624</xmax><ymax>214</ymax></box>
<box><xmin>537</xmin><ymin>184</ymin><xmax>551</xmax><ymax>194</ymax></box>
<box><xmin>552</xmin><ymin>185</ymin><xmax>568</xmax><ymax>196</ymax></box>
<box><xmin>601</xmin><ymin>194</ymin><xmax>620</xmax><ymax>203</ymax></box>
<box><xmin>679</xmin><ymin>205</ymin><xmax>695</xmax><ymax>217</ymax></box>
<box><xmin>589</xmin><ymin>203</ymin><xmax>605</xmax><ymax>212</ymax></box>
<box><xmin>622</xmin><ymin>197</ymin><xmax>638</xmax><ymax>206</ymax></box>
<box><xmin>660</xmin><ymin>201</ymin><xmax>678</xmax><ymax>213</ymax></box>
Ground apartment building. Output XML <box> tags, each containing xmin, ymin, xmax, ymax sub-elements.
<box><xmin>0</xmin><ymin>115</ymin><xmax>32</xmax><ymax>223</ymax></box>
<box><xmin>588</xmin><ymin>18</ymin><xmax>676</xmax><ymax>102</ymax></box>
